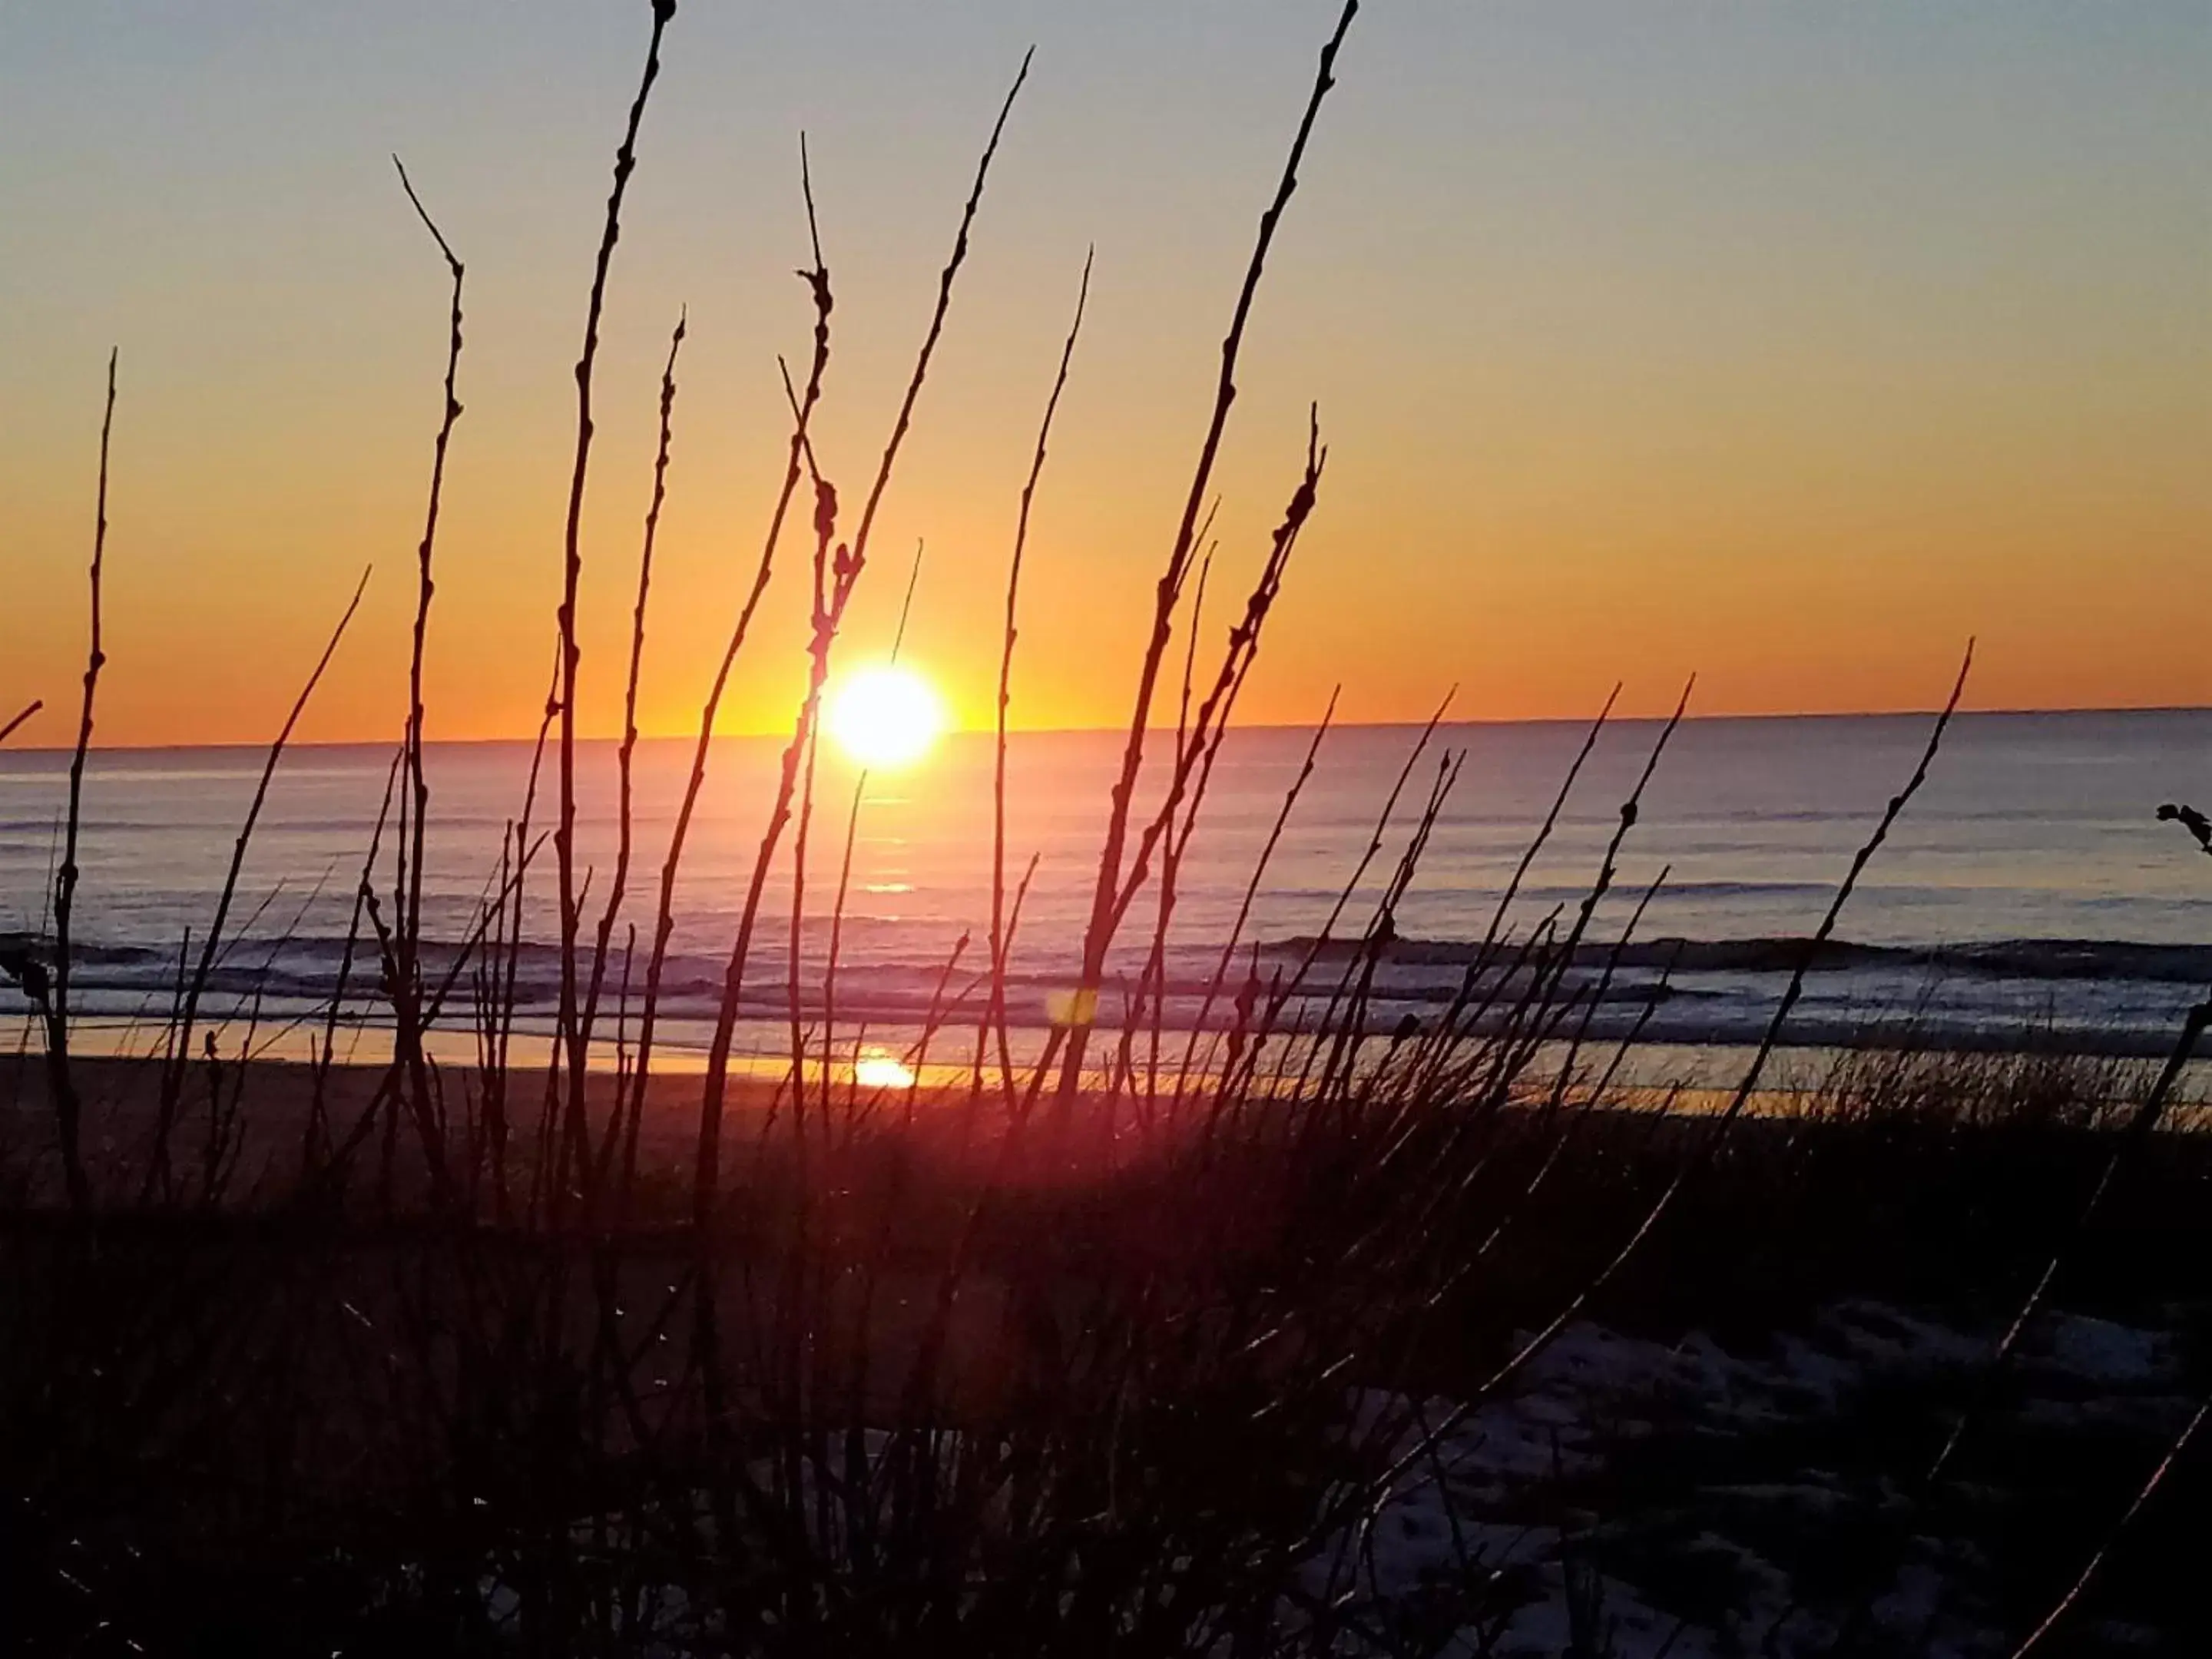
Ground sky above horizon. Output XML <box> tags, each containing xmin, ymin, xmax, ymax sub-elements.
<box><xmin>4</xmin><ymin>2</ymin><xmax>2210</xmax><ymax>748</ymax></box>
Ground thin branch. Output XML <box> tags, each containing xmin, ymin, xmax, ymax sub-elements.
<box><xmin>554</xmin><ymin>0</ymin><xmax>677</xmax><ymax>1225</ymax></box>
<box><xmin>848</xmin><ymin>48</ymin><xmax>1032</xmax><ymax>567</ymax></box>
<box><xmin>1927</xmin><ymin>980</ymin><xmax>2212</xmax><ymax>1482</ymax></box>
<box><xmin>820</xmin><ymin>538</ymin><xmax>929</xmax><ymax>1131</ymax></box>
<box><xmin>389</xmin><ymin>152</ymin><xmax>466</xmax><ymax>1204</ymax></box>
<box><xmin>1171</xmin><ymin>685</ymin><xmax>1339</xmax><ymax>1101</ymax></box>
<box><xmin>1357</xmin><ymin>641</ymin><xmax>1975</xmax><ymax>1518</ymax></box>
<box><xmin>1061</xmin><ymin>0</ymin><xmax>1359</xmax><ymax>1104</ymax></box>
<box><xmin>2010</xmin><ymin>1390</ymin><xmax>2211</xmax><ymax>1657</ymax></box>
<box><xmin>624</xmin><ymin>134</ymin><xmax>832</xmax><ymax>1204</ymax></box>
<box><xmin>146</xmin><ymin>568</ymin><xmax>374</xmax><ymax>1203</ymax></box>
<box><xmin>577</xmin><ymin>307</ymin><xmax>686</xmax><ymax>1219</ymax></box>
<box><xmin>47</xmin><ymin>346</ymin><xmax>118</xmax><ymax>1214</ymax></box>
<box><xmin>987</xmin><ymin>247</ymin><xmax>1092</xmax><ymax>1111</ymax></box>
<box><xmin>694</xmin><ymin>53</ymin><xmax>1030</xmax><ymax>1227</ymax></box>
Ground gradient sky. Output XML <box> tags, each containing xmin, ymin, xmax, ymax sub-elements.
<box><xmin>5</xmin><ymin>2</ymin><xmax>2210</xmax><ymax>747</ymax></box>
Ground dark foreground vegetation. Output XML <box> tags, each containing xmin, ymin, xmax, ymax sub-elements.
<box><xmin>6</xmin><ymin>2</ymin><xmax>2210</xmax><ymax>1653</ymax></box>
<box><xmin>3</xmin><ymin>1047</ymin><xmax>2209</xmax><ymax>1656</ymax></box>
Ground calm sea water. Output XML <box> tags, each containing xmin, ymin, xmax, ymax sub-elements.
<box><xmin>4</xmin><ymin>710</ymin><xmax>2211</xmax><ymax>1066</ymax></box>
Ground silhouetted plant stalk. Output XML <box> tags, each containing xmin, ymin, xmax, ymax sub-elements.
<box><xmin>1060</xmin><ymin>0</ymin><xmax>1358</xmax><ymax>1108</ymax></box>
<box><xmin>42</xmin><ymin>347</ymin><xmax>117</xmax><ymax>1215</ymax></box>
<box><xmin>1168</xmin><ymin>684</ymin><xmax>1338</xmax><ymax>1107</ymax></box>
<box><xmin>1346</xmin><ymin>643</ymin><xmax>1976</xmax><ymax>1530</ymax></box>
<box><xmin>1462</xmin><ymin>677</ymin><xmax>1690</xmax><ymax>1102</ymax></box>
<box><xmin>663</xmin><ymin>77</ymin><xmax>1031</xmax><ymax>1551</ymax></box>
<box><xmin>1115</xmin><ymin>543</ymin><xmax>1212</xmax><ymax>1109</ymax></box>
<box><xmin>1207</xmin><ymin>691</ymin><xmax>1451</xmax><ymax>1114</ymax></box>
<box><xmin>2010</xmin><ymin>1382</ymin><xmax>2211</xmax><ymax>1657</ymax></box>
<box><xmin>388</xmin><ymin>154</ymin><xmax>466</xmax><ymax>1209</ymax></box>
<box><xmin>776</xmin><ymin>447</ymin><xmax>842</xmax><ymax>1371</ymax></box>
<box><xmin>1389</xmin><ymin>870</ymin><xmax>1675</xmax><ymax>1287</ymax></box>
<box><xmin>488</xmin><ymin>645</ymin><xmax>560</xmax><ymax>1220</ymax></box>
<box><xmin>818</xmin><ymin>538</ymin><xmax>925</xmax><ymax>1129</ymax></box>
<box><xmin>306</xmin><ymin>750</ymin><xmax>399</xmax><ymax>1170</ymax></box>
<box><xmin>620</xmin><ymin>134</ymin><xmax>833</xmax><ymax>1214</ymax></box>
<box><xmin>1302</xmin><ymin>747</ymin><xmax>1464</xmax><ymax>1106</ymax></box>
<box><xmin>1112</xmin><ymin>410</ymin><xmax>1325</xmax><ymax>1121</ymax></box>
<box><xmin>1803</xmin><ymin>953</ymin><xmax>2212</xmax><ymax>1657</ymax></box>
<box><xmin>1388</xmin><ymin>683</ymin><xmax>1620</xmax><ymax>1089</ymax></box>
<box><xmin>695</xmin><ymin>51</ymin><xmax>1030</xmax><ymax>1230</ymax></box>
<box><xmin>983</xmin><ymin>248</ymin><xmax>1092</xmax><ymax>1112</ymax></box>
<box><xmin>1919</xmin><ymin>917</ymin><xmax>2212</xmax><ymax>1483</ymax></box>
<box><xmin>553</xmin><ymin>0</ymin><xmax>676</xmax><ymax>1227</ymax></box>
<box><xmin>0</xmin><ymin>702</ymin><xmax>41</xmax><ymax>747</ymax></box>
<box><xmin>27</xmin><ymin>6</ymin><xmax>2211</xmax><ymax>1649</ymax></box>
<box><xmin>142</xmin><ymin>568</ymin><xmax>370</xmax><ymax>1203</ymax></box>
<box><xmin>570</xmin><ymin>309</ymin><xmax>685</xmax><ymax>1220</ymax></box>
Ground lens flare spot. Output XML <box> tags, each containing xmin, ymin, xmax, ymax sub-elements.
<box><xmin>826</xmin><ymin>664</ymin><xmax>945</xmax><ymax>770</ymax></box>
<box><xmin>1046</xmin><ymin>986</ymin><xmax>1099</xmax><ymax>1028</ymax></box>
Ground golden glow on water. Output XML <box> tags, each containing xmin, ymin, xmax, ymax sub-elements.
<box><xmin>826</xmin><ymin>665</ymin><xmax>945</xmax><ymax>771</ymax></box>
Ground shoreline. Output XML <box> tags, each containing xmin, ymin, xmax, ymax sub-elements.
<box><xmin>11</xmin><ymin>1005</ymin><xmax>2210</xmax><ymax>1075</ymax></box>
<box><xmin>8</xmin><ymin>1038</ymin><xmax>2205</xmax><ymax>1147</ymax></box>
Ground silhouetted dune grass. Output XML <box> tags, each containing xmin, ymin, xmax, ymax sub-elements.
<box><xmin>5</xmin><ymin>2</ymin><xmax>2210</xmax><ymax>1653</ymax></box>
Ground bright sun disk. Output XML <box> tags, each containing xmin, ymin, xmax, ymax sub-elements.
<box><xmin>853</xmin><ymin>1055</ymin><xmax>917</xmax><ymax>1091</ymax></box>
<box><xmin>826</xmin><ymin>663</ymin><xmax>945</xmax><ymax>770</ymax></box>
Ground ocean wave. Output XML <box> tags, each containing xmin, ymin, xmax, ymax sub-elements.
<box><xmin>1262</xmin><ymin>933</ymin><xmax>2212</xmax><ymax>983</ymax></box>
<box><xmin>14</xmin><ymin>926</ymin><xmax>2212</xmax><ymax>997</ymax></box>
<box><xmin>8</xmin><ymin>918</ymin><xmax>2210</xmax><ymax>1070</ymax></box>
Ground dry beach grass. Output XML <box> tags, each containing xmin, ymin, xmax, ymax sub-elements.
<box><xmin>5</xmin><ymin>2</ymin><xmax>2212</xmax><ymax>1653</ymax></box>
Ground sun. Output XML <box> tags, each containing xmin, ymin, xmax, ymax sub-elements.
<box><xmin>826</xmin><ymin>663</ymin><xmax>945</xmax><ymax>770</ymax></box>
<box><xmin>852</xmin><ymin>1053</ymin><xmax>917</xmax><ymax>1091</ymax></box>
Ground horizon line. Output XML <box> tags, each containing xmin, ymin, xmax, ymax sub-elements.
<box><xmin>6</xmin><ymin>700</ymin><xmax>2211</xmax><ymax>757</ymax></box>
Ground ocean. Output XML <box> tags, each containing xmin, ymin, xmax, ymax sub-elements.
<box><xmin>5</xmin><ymin>710</ymin><xmax>2211</xmax><ymax>1073</ymax></box>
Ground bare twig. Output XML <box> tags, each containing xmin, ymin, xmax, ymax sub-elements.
<box><xmin>389</xmin><ymin>153</ymin><xmax>466</xmax><ymax>1204</ymax></box>
<box><xmin>308</xmin><ymin>750</ymin><xmax>400</xmax><ymax>1172</ymax></box>
<box><xmin>576</xmin><ymin>308</ymin><xmax>686</xmax><ymax>1219</ymax></box>
<box><xmin>1355</xmin><ymin>644</ymin><xmax>1974</xmax><ymax>1518</ymax></box>
<box><xmin>624</xmin><ymin>134</ymin><xmax>831</xmax><ymax>1204</ymax></box>
<box><xmin>144</xmin><ymin>568</ymin><xmax>373</xmax><ymax>1203</ymax></box>
<box><xmin>986</xmin><ymin>248</ymin><xmax>1092</xmax><ymax>1110</ymax></box>
<box><xmin>821</xmin><ymin>538</ymin><xmax>927</xmax><ymax>1128</ymax></box>
<box><xmin>45</xmin><ymin>348</ymin><xmax>118</xmax><ymax>1214</ymax></box>
<box><xmin>1927</xmin><ymin>982</ymin><xmax>2212</xmax><ymax>1482</ymax></box>
<box><xmin>1061</xmin><ymin>0</ymin><xmax>1359</xmax><ymax>1104</ymax></box>
<box><xmin>554</xmin><ymin>0</ymin><xmax>677</xmax><ymax>1223</ymax></box>
<box><xmin>694</xmin><ymin>52</ymin><xmax>1030</xmax><ymax>1227</ymax></box>
<box><xmin>1172</xmin><ymin>686</ymin><xmax>1339</xmax><ymax>1102</ymax></box>
<box><xmin>2010</xmin><ymin>1390</ymin><xmax>2211</xmax><ymax>1657</ymax></box>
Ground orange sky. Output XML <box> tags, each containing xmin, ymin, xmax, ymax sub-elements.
<box><xmin>5</xmin><ymin>2</ymin><xmax>2210</xmax><ymax>748</ymax></box>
